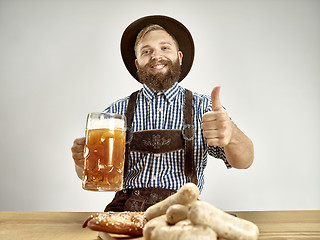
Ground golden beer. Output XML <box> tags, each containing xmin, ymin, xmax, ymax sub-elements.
<box><xmin>82</xmin><ymin>113</ymin><xmax>126</xmax><ymax>191</ymax></box>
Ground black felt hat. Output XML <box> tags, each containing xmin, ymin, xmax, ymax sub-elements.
<box><xmin>120</xmin><ymin>15</ymin><xmax>195</xmax><ymax>82</ymax></box>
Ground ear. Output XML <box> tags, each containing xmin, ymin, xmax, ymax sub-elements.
<box><xmin>178</xmin><ymin>51</ymin><xmax>183</xmax><ymax>65</ymax></box>
<box><xmin>135</xmin><ymin>59</ymin><xmax>139</xmax><ymax>70</ymax></box>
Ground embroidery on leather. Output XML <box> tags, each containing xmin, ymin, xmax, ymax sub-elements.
<box><xmin>143</xmin><ymin>134</ymin><xmax>171</xmax><ymax>149</ymax></box>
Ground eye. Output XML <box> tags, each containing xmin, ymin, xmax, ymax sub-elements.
<box><xmin>162</xmin><ymin>46</ymin><xmax>170</xmax><ymax>51</ymax></box>
<box><xmin>141</xmin><ymin>49</ymin><xmax>151</xmax><ymax>55</ymax></box>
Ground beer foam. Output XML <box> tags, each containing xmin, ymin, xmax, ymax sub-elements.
<box><xmin>88</xmin><ymin>117</ymin><xmax>125</xmax><ymax>130</ymax></box>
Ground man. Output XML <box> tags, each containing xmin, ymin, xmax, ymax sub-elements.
<box><xmin>71</xmin><ymin>15</ymin><xmax>254</xmax><ymax>211</ymax></box>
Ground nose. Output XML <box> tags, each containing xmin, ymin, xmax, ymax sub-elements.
<box><xmin>151</xmin><ymin>49</ymin><xmax>163</xmax><ymax>61</ymax></box>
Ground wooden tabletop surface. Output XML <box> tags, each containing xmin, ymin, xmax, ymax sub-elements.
<box><xmin>0</xmin><ymin>210</ymin><xmax>319</xmax><ymax>239</ymax></box>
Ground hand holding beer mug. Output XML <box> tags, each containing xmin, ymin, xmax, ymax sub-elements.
<box><xmin>82</xmin><ymin>112</ymin><xmax>126</xmax><ymax>191</ymax></box>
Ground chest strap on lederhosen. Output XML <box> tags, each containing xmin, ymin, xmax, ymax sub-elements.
<box><xmin>124</xmin><ymin>89</ymin><xmax>197</xmax><ymax>185</ymax></box>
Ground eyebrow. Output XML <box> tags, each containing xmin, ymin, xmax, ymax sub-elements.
<box><xmin>140</xmin><ymin>41</ymin><xmax>173</xmax><ymax>51</ymax></box>
<box><xmin>159</xmin><ymin>41</ymin><xmax>173</xmax><ymax>46</ymax></box>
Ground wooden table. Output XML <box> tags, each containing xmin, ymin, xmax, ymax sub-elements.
<box><xmin>0</xmin><ymin>211</ymin><xmax>319</xmax><ymax>239</ymax></box>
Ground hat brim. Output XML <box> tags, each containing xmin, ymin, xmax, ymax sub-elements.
<box><xmin>121</xmin><ymin>15</ymin><xmax>194</xmax><ymax>83</ymax></box>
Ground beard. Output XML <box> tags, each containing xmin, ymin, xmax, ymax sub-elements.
<box><xmin>137</xmin><ymin>58</ymin><xmax>181</xmax><ymax>92</ymax></box>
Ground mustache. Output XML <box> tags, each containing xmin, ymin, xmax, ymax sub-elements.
<box><xmin>143</xmin><ymin>59</ymin><xmax>172</xmax><ymax>69</ymax></box>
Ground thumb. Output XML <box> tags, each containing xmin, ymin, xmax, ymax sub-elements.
<box><xmin>211</xmin><ymin>85</ymin><xmax>222</xmax><ymax>111</ymax></box>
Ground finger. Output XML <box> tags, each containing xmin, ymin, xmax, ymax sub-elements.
<box><xmin>206</xmin><ymin>138</ymin><xmax>227</xmax><ymax>148</ymax></box>
<box><xmin>201</xmin><ymin>122</ymin><xmax>218</xmax><ymax>131</ymax></box>
<box><xmin>74</xmin><ymin>137</ymin><xmax>85</xmax><ymax>145</ymax></box>
<box><xmin>72</xmin><ymin>152</ymin><xmax>84</xmax><ymax>166</ymax></box>
<box><xmin>211</xmin><ymin>85</ymin><xmax>222</xmax><ymax>111</ymax></box>
<box><xmin>71</xmin><ymin>137</ymin><xmax>85</xmax><ymax>152</ymax></box>
<box><xmin>71</xmin><ymin>144</ymin><xmax>84</xmax><ymax>154</ymax></box>
<box><xmin>202</xmin><ymin>129</ymin><xmax>219</xmax><ymax>138</ymax></box>
<box><xmin>202</xmin><ymin>111</ymin><xmax>227</xmax><ymax>122</ymax></box>
<box><xmin>202</xmin><ymin>111</ymin><xmax>217</xmax><ymax>122</ymax></box>
<box><xmin>72</xmin><ymin>150</ymin><xmax>84</xmax><ymax>159</ymax></box>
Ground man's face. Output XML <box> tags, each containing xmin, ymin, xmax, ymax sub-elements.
<box><xmin>135</xmin><ymin>30</ymin><xmax>183</xmax><ymax>91</ymax></box>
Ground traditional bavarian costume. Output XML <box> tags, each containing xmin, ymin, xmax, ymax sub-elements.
<box><xmin>104</xmin><ymin>15</ymin><xmax>230</xmax><ymax>211</ymax></box>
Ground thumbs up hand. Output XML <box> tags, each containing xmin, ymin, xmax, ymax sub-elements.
<box><xmin>201</xmin><ymin>86</ymin><xmax>234</xmax><ymax>147</ymax></box>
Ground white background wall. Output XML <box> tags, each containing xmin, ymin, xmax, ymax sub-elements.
<box><xmin>0</xmin><ymin>0</ymin><xmax>319</xmax><ymax>212</ymax></box>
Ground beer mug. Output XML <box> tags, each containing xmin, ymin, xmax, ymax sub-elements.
<box><xmin>82</xmin><ymin>112</ymin><xmax>126</xmax><ymax>191</ymax></box>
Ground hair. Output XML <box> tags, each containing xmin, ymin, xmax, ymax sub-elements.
<box><xmin>134</xmin><ymin>24</ymin><xmax>180</xmax><ymax>57</ymax></box>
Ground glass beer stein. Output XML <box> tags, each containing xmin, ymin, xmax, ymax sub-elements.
<box><xmin>82</xmin><ymin>112</ymin><xmax>126</xmax><ymax>191</ymax></box>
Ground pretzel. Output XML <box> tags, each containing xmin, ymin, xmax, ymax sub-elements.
<box><xmin>83</xmin><ymin>211</ymin><xmax>146</xmax><ymax>236</ymax></box>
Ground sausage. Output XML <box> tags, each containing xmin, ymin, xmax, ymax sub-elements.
<box><xmin>145</xmin><ymin>183</ymin><xmax>199</xmax><ymax>220</ymax></box>
<box><xmin>150</xmin><ymin>224</ymin><xmax>217</xmax><ymax>240</ymax></box>
<box><xmin>175</xmin><ymin>219</ymin><xmax>192</xmax><ymax>226</ymax></box>
<box><xmin>188</xmin><ymin>201</ymin><xmax>259</xmax><ymax>240</ymax></box>
<box><xmin>143</xmin><ymin>215</ymin><xmax>167</xmax><ymax>240</ymax></box>
<box><xmin>166</xmin><ymin>204</ymin><xmax>189</xmax><ymax>225</ymax></box>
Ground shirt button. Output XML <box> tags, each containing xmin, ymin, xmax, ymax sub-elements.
<box><xmin>154</xmin><ymin>154</ymin><xmax>160</xmax><ymax>157</ymax></box>
<box><xmin>152</xmin><ymin>176</ymin><xmax>156</xmax><ymax>180</ymax></box>
<box><xmin>158</xmin><ymin>108</ymin><xmax>162</xmax><ymax>112</ymax></box>
<box><xmin>134</xmin><ymin>190</ymin><xmax>140</xmax><ymax>196</ymax></box>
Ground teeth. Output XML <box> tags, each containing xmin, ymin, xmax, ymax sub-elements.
<box><xmin>153</xmin><ymin>65</ymin><xmax>165</xmax><ymax>69</ymax></box>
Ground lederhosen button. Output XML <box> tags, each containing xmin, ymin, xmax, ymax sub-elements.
<box><xmin>134</xmin><ymin>189</ymin><xmax>140</xmax><ymax>196</ymax></box>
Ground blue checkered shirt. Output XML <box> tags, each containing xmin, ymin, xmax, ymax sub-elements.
<box><xmin>104</xmin><ymin>82</ymin><xmax>230</xmax><ymax>192</ymax></box>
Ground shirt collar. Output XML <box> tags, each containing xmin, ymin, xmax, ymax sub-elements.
<box><xmin>142</xmin><ymin>82</ymin><xmax>180</xmax><ymax>103</ymax></box>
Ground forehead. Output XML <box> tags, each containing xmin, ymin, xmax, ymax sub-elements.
<box><xmin>137</xmin><ymin>30</ymin><xmax>177</xmax><ymax>48</ymax></box>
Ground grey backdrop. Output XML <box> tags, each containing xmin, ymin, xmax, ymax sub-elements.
<box><xmin>1</xmin><ymin>0</ymin><xmax>319</xmax><ymax>212</ymax></box>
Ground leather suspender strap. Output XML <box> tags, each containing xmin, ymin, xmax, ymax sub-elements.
<box><xmin>124</xmin><ymin>90</ymin><xmax>139</xmax><ymax>179</ymax></box>
<box><xmin>184</xmin><ymin>89</ymin><xmax>197</xmax><ymax>184</ymax></box>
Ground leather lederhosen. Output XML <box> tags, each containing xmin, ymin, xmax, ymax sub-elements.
<box><xmin>104</xmin><ymin>89</ymin><xmax>196</xmax><ymax>212</ymax></box>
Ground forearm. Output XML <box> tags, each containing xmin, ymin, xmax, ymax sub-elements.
<box><xmin>224</xmin><ymin>122</ymin><xmax>254</xmax><ymax>169</ymax></box>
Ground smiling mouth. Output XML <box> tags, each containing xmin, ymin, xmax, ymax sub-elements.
<box><xmin>151</xmin><ymin>64</ymin><xmax>166</xmax><ymax>70</ymax></box>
